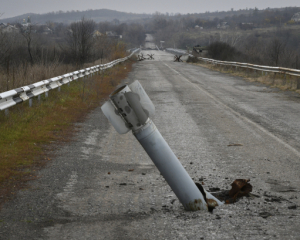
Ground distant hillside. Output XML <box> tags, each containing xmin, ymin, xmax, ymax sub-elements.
<box><xmin>1</xmin><ymin>9</ymin><xmax>152</xmax><ymax>24</ymax></box>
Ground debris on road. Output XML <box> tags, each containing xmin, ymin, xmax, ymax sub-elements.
<box><xmin>207</xmin><ymin>179</ymin><xmax>253</xmax><ymax>204</ymax></box>
<box><xmin>288</xmin><ymin>204</ymin><xmax>297</xmax><ymax>209</ymax></box>
<box><xmin>195</xmin><ymin>179</ymin><xmax>254</xmax><ymax>210</ymax></box>
<box><xmin>259</xmin><ymin>212</ymin><xmax>273</xmax><ymax>218</ymax></box>
<box><xmin>228</xmin><ymin>179</ymin><xmax>253</xmax><ymax>203</ymax></box>
<box><xmin>228</xmin><ymin>143</ymin><xmax>243</xmax><ymax>147</ymax></box>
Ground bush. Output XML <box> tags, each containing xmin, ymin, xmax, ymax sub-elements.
<box><xmin>186</xmin><ymin>56</ymin><xmax>199</xmax><ymax>63</ymax></box>
<box><xmin>206</xmin><ymin>41</ymin><xmax>237</xmax><ymax>61</ymax></box>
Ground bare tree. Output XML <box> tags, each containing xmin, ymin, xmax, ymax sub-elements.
<box><xmin>20</xmin><ymin>25</ymin><xmax>35</xmax><ymax>65</ymax></box>
<box><xmin>266</xmin><ymin>38</ymin><xmax>285</xmax><ymax>66</ymax></box>
<box><xmin>65</xmin><ymin>18</ymin><xmax>96</xmax><ymax>66</ymax></box>
<box><xmin>219</xmin><ymin>31</ymin><xmax>243</xmax><ymax>47</ymax></box>
<box><xmin>0</xmin><ymin>32</ymin><xmax>11</xmax><ymax>65</ymax></box>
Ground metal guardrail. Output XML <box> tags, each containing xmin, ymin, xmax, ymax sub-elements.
<box><xmin>165</xmin><ymin>48</ymin><xmax>193</xmax><ymax>57</ymax></box>
<box><xmin>0</xmin><ymin>49</ymin><xmax>140</xmax><ymax>111</ymax></box>
<box><xmin>199</xmin><ymin>57</ymin><xmax>300</xmax><ymax>77</ymax></box>
<box><xmin>166</xmin><ymin>48</ymin><xmax>300</xmax><ymax>78</ymax></box>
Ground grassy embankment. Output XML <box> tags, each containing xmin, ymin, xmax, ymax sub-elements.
<box><xmin>0</xmin><ymin>57</ymin><xmax>135</xmax><ymax>206</ymax></box>
<box><xmin>189</xmin><ymin>59</ymin><xmax>300</xmax><ymax>93</ymax></box>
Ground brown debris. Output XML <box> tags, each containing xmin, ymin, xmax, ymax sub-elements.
<box><xmin>128</xmin><ymin>169</ymin><xmax>134</xmax><ymax>172</ymax></box>
<box><xmin>226</xmin><ymin>179</ymin><xmax>252</xmax><ymax>204</ymax></box>
<box><xmin>195</xmin><ymin>178</ymin><xmax>253</xmax><ymax>208</ymax></box>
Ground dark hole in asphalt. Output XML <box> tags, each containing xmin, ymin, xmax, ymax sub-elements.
<box><xmin>195</xmin><ymin>179</ymin><xmax>258</xmax><ymax>213</ymax></box>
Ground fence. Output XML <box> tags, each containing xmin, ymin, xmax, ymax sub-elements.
<box><xmin>0</xmin><ymin>49</ymin><xmax>140</xmax><ymax>112</ymax></box>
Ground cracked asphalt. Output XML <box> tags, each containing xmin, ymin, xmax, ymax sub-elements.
<box><xmin>0</xmin><ymin>50</ymin><xmax>300</xmax><ymax>240</ymax></box>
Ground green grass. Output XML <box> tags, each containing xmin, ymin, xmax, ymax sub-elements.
<box><xmin>0</xmin><ymin>60</ymin><xmax>134</xmax><ymax>204</ymax></box>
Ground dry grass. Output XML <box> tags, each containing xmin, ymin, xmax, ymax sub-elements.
<box><xmin>0</xmin><ymin>58</ymin><xmax>135</xmax><ymax>207</ymax></box>
<box><xmin>192</xmin><ymin>61</ymin><xmax>300</xmax><ymax>94</ymax></box>
<box><xmin>0</xmin><ymin>58</ymin><xmax>113</xmax><ymax>93</ymax></box>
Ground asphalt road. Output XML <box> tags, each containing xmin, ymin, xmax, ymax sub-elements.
<box><xmin>1</xmin><ymin>50</ymin><xmax>300</xmax><ymax>239</ymax></box>
<box><xmin>144</xmin><ymin>34</ymin><xmax>156</xmax><ymax>49</ymax></box>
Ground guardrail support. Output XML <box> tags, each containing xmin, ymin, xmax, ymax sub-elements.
<box><xmin>29</xmin><ymin>99</ymin><xmax>32</xmax><ymax>107</ymax></box>
<box><xmin>101</xmin><ymin>81</ymin><xmax>223</xmax><ymax>211</ymax></box>
<box><xmin>5</xmin><ymin>109</ymin><xmax>9</xmax><ymax>116</ymax></box>
<box><xmin>45</xmin><ymin>92</ymin><xmax>48</xmax><ymax>98</ymax></box>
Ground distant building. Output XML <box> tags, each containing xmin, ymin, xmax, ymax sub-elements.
<box><xmin>93</xmin><ymin>30</ymin><xmax>103</xmax><ymax>37</ymax></box>
<box><xmin>217</xmin><ymin>22</ymin><xmax>229</xmax><ymax>29</ymax></box>
<box><xmin>195</xmin><ymin>25</ymin><xmax>203</xmax><ymax>30</ymax></box>
<box><xmin>105</xmin><ymin>31</ymin><xmax>121</xmax><ymax>39</ymax></box>
<box><xmin>291</xmin><ymin>12</ymin><xmax>300</xmax><ymax>22</ymax></box>
<box><xmin>22</xmin><ymin>16</ymin><xmax>31</xmax><ymax>28</ymax></box>
<box><xmin>0</xmin><ymin>23</ymin><xmax>19</xmax><ymax>33</ymax></box>
<box><xmin>239</xmin><ymin>22</ymin><xmax>254</xmax><ymax>30</ymax></box>
<box><xmin>36</xmin><ymin>25</ymin><xmax>53</xmax><ymax>34</ymax></box>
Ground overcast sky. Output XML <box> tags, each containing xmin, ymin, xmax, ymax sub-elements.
<box><xmin>1</xmin><ymin>0</ymin><xmax>300</xmax><ymax>19</ymax></box>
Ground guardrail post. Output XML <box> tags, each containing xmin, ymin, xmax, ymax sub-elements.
<box><xmin>29</xmin><ymin>98</ymin><xmax>32</xmax><ymax>107</ymax></box>
<box><xmin>5</xmin><ymin>109</ymin><xmax>9</xmax><ymax>116</ymax></box>
<box><xmin>45</xmin><ymin>92</ymin><xmax>48</xmax><ymax>98</ymax></box>
<box><xmin>38</xmin><ymin>95</ymin><xmax>41</xmax><ymax>103</ymax></box>
<box><xmin>58</xmin><ymin>86</ymin><xmax>61</xmax><ymax>92</ymax></box>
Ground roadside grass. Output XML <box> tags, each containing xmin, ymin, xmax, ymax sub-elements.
<box><xmin>0</xmin><ymin>59</ymin><xmax>135</xmax><ymax>206</ymax></box>
<box><xmin>190</xmin><ymin>61</ymin><xmax>300</xmax><ymax>94</ymax></box>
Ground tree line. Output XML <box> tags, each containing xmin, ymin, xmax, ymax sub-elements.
<box><xmin>0</xmin><ymin>18</ymin><xmax>146</xmax><ymax>92</ymax></box>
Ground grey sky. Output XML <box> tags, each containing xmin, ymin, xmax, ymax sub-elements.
<box><xmin>1</xmin><ymin>0</ymin><xmax>300</xmax><ymax>19</ymax></box>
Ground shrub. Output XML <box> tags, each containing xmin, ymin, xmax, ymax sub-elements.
<box><xmin>206</xmin><ymin>41</ymin><xmax>237</xmax><ymax>61</ymax></box>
